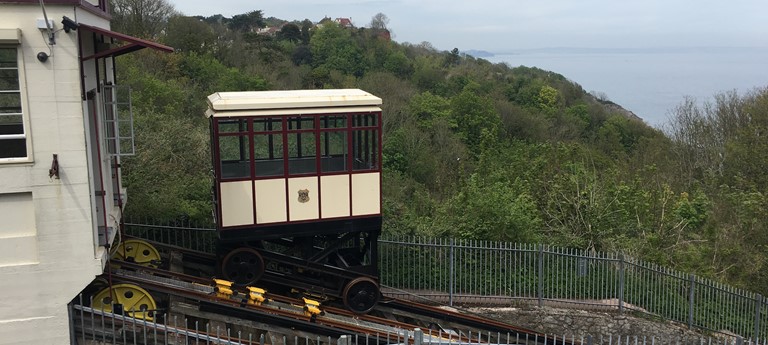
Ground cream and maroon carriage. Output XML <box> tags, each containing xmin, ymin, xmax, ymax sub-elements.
<box><xmin>205</xmin><ymin>89</ymin><xmax>382</xmax><ymax>313</ymax></box>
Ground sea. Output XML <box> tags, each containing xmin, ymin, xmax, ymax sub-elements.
<box><xmin>486</xmin><ymin>48</ymin><xmax>768</xmax><ymax>128</ymax></box>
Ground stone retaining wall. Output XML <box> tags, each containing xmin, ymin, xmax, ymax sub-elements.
<box><xmin>468</xmin><ymin>306</ymin><xmax>735</xmax><ymax>343</ymax></box>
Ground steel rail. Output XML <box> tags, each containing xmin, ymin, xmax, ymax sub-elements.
<box><xmin>114</xmin><ymin>260</ymin><xmax>468</xmax><ymax>341</ymax></box>
<box><xmin>107</xmin><ymin>265</ymin><xmax>412</xmax><ymax>344</ymax></box>
<box><xmin>115</xmin><ymin>239</ymin><xmax>579</xmax><ymax>345</ymax></box>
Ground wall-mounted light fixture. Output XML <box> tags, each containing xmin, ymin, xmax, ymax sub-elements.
<box><xmin>61</xmin><ymin>16</ymin><xmax>79</xmax><ymax>33</ymax></box>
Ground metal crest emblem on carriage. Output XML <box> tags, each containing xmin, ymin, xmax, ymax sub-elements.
<box><xmin>298</xmin><ymin>189</ymin><xmax>310</xmax><ymax>203</ymax></box>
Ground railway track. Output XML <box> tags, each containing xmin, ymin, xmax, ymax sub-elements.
<box><xmin>103</xmin><ymin>237</ymin><xmax>578</xmax><ymax>345</ymax></box>
<box><xmin>107</xmin><ymin>262</ymin><xmax>414</xmax><ymax>344</ymax></box>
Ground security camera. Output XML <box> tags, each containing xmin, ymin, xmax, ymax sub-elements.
<box><xmin>37</xmin><ymin>52</ymin><xmax>49</xmax><ymax>62</ymax></box>
<box><xmin>61</xmin><ymin>16</ymin><xmax>79</xmax><ymax>33</ymax></box>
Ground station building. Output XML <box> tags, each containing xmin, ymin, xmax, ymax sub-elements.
<box><xmin>0</xmin><ymin>1</ymin><xmax>171</xmax><ymax>343</ymax></box>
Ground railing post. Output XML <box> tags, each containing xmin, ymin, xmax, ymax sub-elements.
<box><xmin>413</xmin><ymin>328</ymin><xmax>424</xmax><ymax>345</ymax></box>
<box><xmin>338</xmin><ymin>335</ymin><xmax>351</xmax><ymax>345</ymax></box>
<box><xmin>688</xmin><ymin>274</ymin><xmax>695</xmax><ymax>328</ymax></box>
<box><xmin>538</xmin><ymin>244</ymin><xmax>544</xmax><ymax>307</ymax></box>
<box><xmin>618</xmin><ymin>253</ymin><xmax>624</xmax><ymax>313</ymax></box>
<box><xmin>449</xmin><ymin>238</ymin><xmax>455</xmax><ymax>307</ymax></box>
<box><xmin>755</xmin><ymin>294</ymin><xmax>763</xmax><ymax>341</ymax></box>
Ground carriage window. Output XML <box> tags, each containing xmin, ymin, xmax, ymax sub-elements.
<box><xmin>352</xmin><ymin>113</ymin><xmax>378</xmax><ymax>127</ymax></box>
<box><xmin>287</xmin><ymin>116</ymin><xmax>314</xmax><ymax>130</ymax></box>
<box><xmin>321</xmin><ymin>115</ymin><xmax>346</xmax><ymax>129</ymax></box>
<box><xmin>287</xmin><ymin>132</ymin><xmax>316</xmax><ymax>174</ymax></box>
<box><xmin>218</xmin><ymin>119</ymin><xmax>248</xmax><ymax>133</ymax></box>
<box><xmin>254</xmin><ymin>118</ymin><xmax>282</xmax><ymax>132</ymax></box>
<box><xmin>219</xmin><ymin>135</ymin><xmax>251</xmax><ymax>179</ymax></box>
<box><xmin>254</xmin><ymin>133</ymin><xmax>283</xmax><ymax>177</ymax></box>
<box><xmin>352</xmin><ymin>129</ymin><xmax>378</xmax><ymax>171</ymax></box>
<box><xmin>321</xmin><ymin>131</ymin><xmax>346</xmax><ymax>172</ymax></box>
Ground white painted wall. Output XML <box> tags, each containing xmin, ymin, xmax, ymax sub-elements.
<box><xmin>0</xmin><ymin>4</ymin><xmax>115</xmax><ymax>344</ymax></box>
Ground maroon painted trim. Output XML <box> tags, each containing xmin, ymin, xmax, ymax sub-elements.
<box><xmin>216</xmin><ymin>170</ymin><xmax>366</xmax><ymax>182</ymax></box>
<box><xmin>78</xmin><ymin>23</ymin><xmax>173</xmax><ymax>61</ymax></box>
<box><xmin>82</xmin><ymin>43</ymin><xmax>144</xmax><ymax>61</ymax></box>
<box><xmin>314</xmin><ymin>116</ymin><xmax>322</xmax><ymax>218</ymax></box>
<box><xmin>77</xmin><ymin>26</ymin><xmax>86</xmax><ymax>100</ymax></box>
<box><xmin>249</xmin><ymin>119</ymin><xmax>257</xmax><ymax>226</ymax></box>
<box><xmin>88</xmin><ymin>93</ymin><xmax>110</xmax><ymax>245</ymax></box>
<box><xmin>213</xmin><ymin>119</ymin><xmax>224</xmax><ymax>230</ymax></box>
<box><xmin>80</xmin><ymin>0</ymin><xmax>111</xmax><ymax>19</ymax></box>
<box><xmin>90</xmin><ymin>32</ymin><xmax>98</xmax><ymax>86</ymax></box>
<box><xmin>0</xmin><ymin>0</ymin><xmax>111</xmax><ymax>19</ymax></box>
<box><xmin>220</xmin><ymin>214</ymin><xmax>380</xmax><ymax>231</ymax></box>
<box><xmin>217</xmin><ymin>132</ymin><xmax>250</xmax><ymax>137</ymax></box>
<box><xmin>282</xmin><ymin>117</ymin><xmax>290</xmax><ymax>222</ymax></box>
<box><xmin>377</xmin><ymin>111</ymin><xmax>383</xmax><ymax>213</ymax></box>
<box><xmin>346</xmin><ymin>114</ymin><xmax>355</xmax><ymax>217</ymax></box>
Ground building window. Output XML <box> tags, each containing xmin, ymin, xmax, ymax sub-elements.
<box><xmin>0</xmin><ymin>47</ymin><xmax>27</xmax><ymax>160</ymax></box>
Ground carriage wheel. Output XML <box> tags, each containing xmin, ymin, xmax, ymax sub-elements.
<box><xmin>112</xmin><ymin>239</ymin><xmax>161</xmax><ymax>268</ymax></box>
<box><xmin>342</xmin><ymin>277</ymin><xmax>380</xmax><ymax>314</ymax></box>
<box><xmin>92</xmin><ymin>284</ymin><xmax>157</xmax><ymax>321</ymax></box>
<box><xmin>221</xmin><ymin>247</ymin><xmax>265</xmax><ymax>285</ymax></box>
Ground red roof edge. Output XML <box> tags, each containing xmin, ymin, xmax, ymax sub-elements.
<box><xmin>78</xmin><ymin>23</ymin><xmax>174</xmax><ymax>60</ymax></box>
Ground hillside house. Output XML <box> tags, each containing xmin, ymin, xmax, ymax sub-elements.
<box><xmin>335</xmin><ymin>17</ymin><xmax>354</xmax><ymax>28</ymax></box>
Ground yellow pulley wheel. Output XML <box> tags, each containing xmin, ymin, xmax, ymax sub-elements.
<box><xmin>92</xmin><ymin>284</ymin><xmax>157</xmax><ymax>321</ymax></box>
<box><xmin>112</xmin><ymin>239</ymin><xmax>161</xmax><ymax>267</ymax></box>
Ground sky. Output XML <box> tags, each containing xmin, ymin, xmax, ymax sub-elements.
<box><xmin>169</xmin><ymin>0</ymin><xmax>768</xmax><ymax>52</ymax></box>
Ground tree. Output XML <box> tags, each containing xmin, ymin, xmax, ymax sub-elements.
<box><xmin>449</xmin><ymin>88</ymin><xmax>501</xmax><ymax>151</ymax></box>
<box><xmin>277</xmin><ymin>23</ymin><xmax>302</xmax><ymax>43</ymax></box>
<box><xmin>300</xmin><ymin>19</ymin><xmax>313</xmax><ymax>44</ymax></box>
<box><xmin>383</xmin><ymin>50</ymin><xmax>412</xmax><ymax>78</ymax></box>
<box><xmin>536</xmin><ymin>85</ymin><xmax>561</xmax><ymax>112</ymax></box>
<box><xmin>369</xmin><ymin>13</ymin><xmax>389</xmax><ymax>30</ymax></box>
<box><xmin>309</xmin><ymin>23</ymin><xmax>365</xmax><ymax>77</ymax></box>
<box><xmin>409</xmin><ymin>91</ymin><xmax>450</xmax><ymax>128</ymax></box>
<box><xmin>444</xmin><ymin>48</ymin><xmax>460</xmax><ymax>67</ymax></box>
<box><xmin>111</xmin><ymin>0</ymin><xmax>177</xmax><ymax>38</ymax></box>
<box><xmin>228</xmin><ymin>10</ymin><xmax>266</xmax><ymax>32</ymax></box>
<box><xmin>291</xmin><ymin>45</ymin><xmax>312</xmax><ymax>65</ymax></box>
<box><xmin>164</xmin><ymin>16</ymin><xmax>216</xmax><ymax>54</ymax></box>
<box><xmin>436</xmin><ymin>172</ymin><xmax>541</xmax><ymax>241</ymax></box>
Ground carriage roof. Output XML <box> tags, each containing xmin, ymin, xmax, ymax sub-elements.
<box><xmin>206</xmin><ymin>89</ymin><xmax>382</xmax><ymax>118</ymax></box>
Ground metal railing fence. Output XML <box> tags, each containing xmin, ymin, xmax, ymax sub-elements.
<box><xmin>124</xmin><ymin>218</ymin><xmax>218</xmax><ymax>253</ymax></box>
<box><xmin>68</xmin><ymin>296</ymin><xmax>747</xmax><ymax>345</ymax></box>
<box><xmin>121</xmin><ymin>222</ymin><xmax>767</xmax><ymax>340</ymax></box>
<box><xmin>379</xmin><ymin>237</ymin><xmax>768</xmax><ymax>340</ymax></box>
<box><xmin>69</xmin><ymin>297</ymin><xmax>348</xmax><ymax>345</ymax></box>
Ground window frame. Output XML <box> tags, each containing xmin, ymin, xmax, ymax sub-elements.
<box><xmin>215</xmin><ymin>118</ymin><xmax>253</xmax><ymax>181</ymax></box>
<box><xmin>0</xmin><ymin>44</ymin><xmax>32</xmax><ymax>163</ymax></box>
<box><xmin>213</xmin><ymin>111</ymin><xmax>381</xmax><ymax>181</ymax></box>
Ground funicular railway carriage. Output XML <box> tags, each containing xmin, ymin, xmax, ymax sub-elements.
<box><xmin>206</xmin><ymin>89</ymin><xmax>383</xmax><ymax>313</ymax></box>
